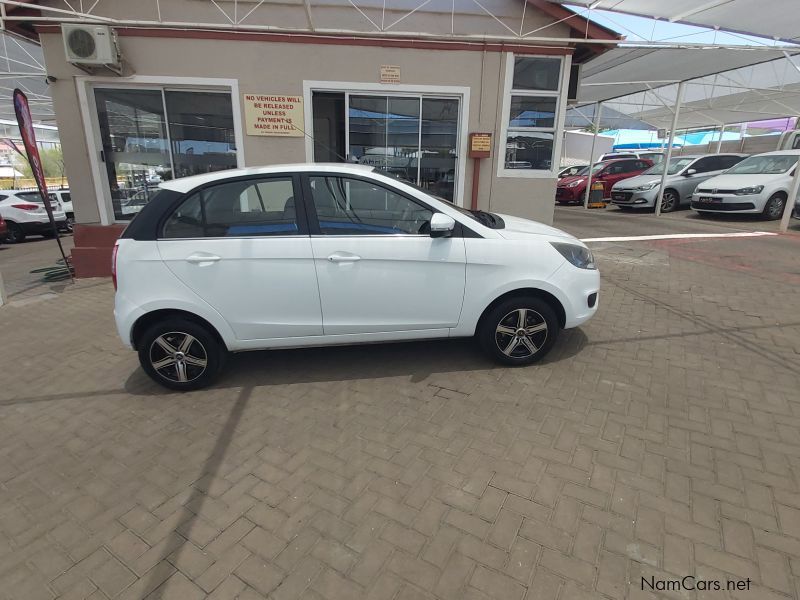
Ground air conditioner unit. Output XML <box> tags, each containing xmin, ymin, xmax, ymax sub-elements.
<box><xmin>62</xmin><ymin>24</ymin><xmax>121</xmax><ymax>72</ymax></box>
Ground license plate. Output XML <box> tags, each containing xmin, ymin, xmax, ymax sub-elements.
<box><xmin>699</xmin><ymin>196</ymin><xmax>721</xmax><ymax>203</ymax></box>
<box><xmin>612</xmin><ymin>193</ymin><xmax>626</xmax><ymax>201</ymax></box>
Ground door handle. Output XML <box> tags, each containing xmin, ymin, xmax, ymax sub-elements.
<box><xmin>327</xmin><ymin>252</ymin><xmax>361</xmax><ymax>263</ymax></box>
<box><xmin>185</xmin><ymin>253</ymin><xmax>221</xmax><ymax>264</ymax></box>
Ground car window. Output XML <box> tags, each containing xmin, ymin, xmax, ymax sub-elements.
<box><xmin>718</xmin><ymin>155</ymin><xmax>744</xmax><ymax>170</ymax></box>
<box><xmin>691</xmin><ymin>157</ymin><xmax>720</xmax><ymax>173</ymax></box>
<box><xmin>17</xmin><ymin>192</ymin><xmax>58</xmax><ymax>203</ymax></box>
<box><xmin>61</xmin><ymin>192</ymin><xmax>71</xmax><ymax>202</ymax></box>
<box><xmin>162</xmin><ymin>177</ymin><xmax>299</xmax><ymax>238</ymax></box>
<box><xmin>308</xmin><ymin>176</ymin><xmax>433</xmax><ymax>236</ymax></box>
<box><xmin>634</xmin><ymin>161</ymin><xmax>649</xmax><ymax>170</ymax></box>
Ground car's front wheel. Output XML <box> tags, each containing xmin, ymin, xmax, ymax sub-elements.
<box><xmin>660</xmin><ymin>189</ymin><xmax>679</xmax><ymax>213</ymax></box>
<box><xmin>762</xmin><ymin>194</ymin><xmax>786</xmax><ymax>220</ymax></box>
<box><xmin>479</xmin><ymin>296</ymin><xmax>560</xmax><ymax>366</ymax></box>
<box><xmin>138</xmin><ymin>318</ymin><xmax>226</xmax><ymax>391</ymax></box>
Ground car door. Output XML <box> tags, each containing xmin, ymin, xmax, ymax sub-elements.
<box><xmin>157</xmin><ymin>174</ymin><xmax>323</xmax><ymax>341</ymax></box>
<box><xmin>304</xmin><ymin>173</ymin><xmax>467</xmax><ymax>335</ymax></box>
<box><xmin>599</xmin><ymin>161</ymin><xmax>633</xmax><ymax>195</ymax></box>
<box><xmin>676</xmin><ymin>156</ymin><xmax>724</xmax><ymax>202</ymax></box>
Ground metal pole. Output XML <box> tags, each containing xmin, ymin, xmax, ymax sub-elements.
<box><xmin>715</xmin><ymin>124</ymin><xmax>725</xmax><ymax>153</ymax></box>
<box><xmin>583</xmin><ymin>102</ymin><xmax>602</xmax><ymax>209</ymax></box>
<box><xmin>655</xmin><ymin>81</ymin><xmax>685</xmax><ymax>217</ymax></box>
<box><xmin>779</xmin><ymin>157</ymin><xmax>800</xmax><ymax>233</ymax></box>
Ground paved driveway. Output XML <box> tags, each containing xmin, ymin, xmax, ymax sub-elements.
<box><xmin>0</xmin><ymin>211</ymin><xmax>799</xmax><ymax>600</ymax></box>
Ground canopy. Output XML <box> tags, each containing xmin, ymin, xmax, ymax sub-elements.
<box><xmin>548</xmin><ymin>0</ymin><xmax>799</xmax><ymax>44</ymax></box>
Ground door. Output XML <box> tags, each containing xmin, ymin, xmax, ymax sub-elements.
<box><xmin>157</xmin><ymin>175</ymin><xmax>323</xmax><ymax>340</ymax></box>
<box><xmin>597</xmin><ymin>161</ymin><xmax>635</xmax><ymax>195</ymax></box>
<box><xmin>304</xmin><ymin>174</ymin><xmax>466</xmax><ymax>335</ymax></box>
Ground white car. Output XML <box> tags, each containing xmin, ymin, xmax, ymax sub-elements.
<box><xmin>691</xmin><ymin>150</ymin><xmax>800</xmax><ymax>219</ymax></box>
<box><xmin>52</xmin><ymin>190</ymin><xmax>74</xmax><ymax>229</ymax></box>
<box><xmin>600</xmin><ymin>150</ymin><xmax>664</xmax><ymax>164</ymax></box>
<box><xmin>0</xmin><ymin>190</ymin><xmax>68</xmax><ymax>243</ymax></box>
<box><xmin>114</xmin><ymin>164</ymin><xmax>600</xmax><ymax>390</ymax></box>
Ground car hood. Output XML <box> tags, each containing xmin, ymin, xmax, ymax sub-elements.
<box><xmin>495</xmin><ymin>213</ymin><xmax>580</xmax><ymax>242</ymax></box>
<box><xmin>613</xmin><ymin>174</ymin><xmax>662</xmax><ymax>189</ymax></box>
<box><xmin>557</xmin><ymin>175</ymin><xmax>586</xmax><ymax>187</ymax></box>
<box><xmin>699</xmin><ymin>172</ymin><xmax>790</xmax><ymax>189</ymax></box>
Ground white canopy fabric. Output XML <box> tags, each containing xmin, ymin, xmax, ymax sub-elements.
<box><xmin>549</xmin><ymin>0</ymin><xmax>799</xmax><ymax>44</ymax></box>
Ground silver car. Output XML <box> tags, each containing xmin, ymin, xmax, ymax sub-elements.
<box><xmin>610</xmin><ymin>154</ymin><xmax>746</xmax><ymax>212</ymax></box>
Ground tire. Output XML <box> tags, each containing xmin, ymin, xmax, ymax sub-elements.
<box><xmin>5</xmin><ymin>222</ymin><xmax>25</xmax><ymax>244</ymax></box>
<box><xmin>66</xmin><ymin>214</ymin><xmax>74</xmax><ymax>233</ymax></box>
<box><xmin>478</xmin><ymin>296</ymin><xmax>560</xmax><ymax>366</ymax></box>
<box><xmin>660</xmin><ymin>189</ymin><xmax>679</xmax><ymax>213</ymax></box>
<box><xmin>762</xmin><ymin>194</ymin><xmax>786</xmax><ymax>220</ymax></box>
<box><xmin>138</xmin><ymin>318</ymin><xmax>226</xmax><ymax>391</ymax></box>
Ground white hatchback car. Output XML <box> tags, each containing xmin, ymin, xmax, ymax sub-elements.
<box><xmin>114</xmin><ymin>164</ymin><xmax>599</xmax><ymax>390</ymax></box>
<box><xmin>691</xmin><ymin>150</ymin><xmax>800</xmax><ymax>219</ymax></box>
<box><xmin>0</xmin><ymin>190</ymin><xmax>68</xmax><ymax>243</ymax></box>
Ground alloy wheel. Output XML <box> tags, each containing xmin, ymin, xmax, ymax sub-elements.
<box><xmin>148</xmin><ymin>332</ymin><xmax>208</xmax><ymax>383</ymax></box>
<box><xmin>766</xmin><ymin>196</ymin><xmax>785</xmax><ymax>219</ymax></box>
<box><xmin>494</xmin><ymin>308</ymin><xmax>548</xmax><ymax>359</ymax></box>
<box><xmin>661</xmin><ymin>191</ymin><xmax>677</xmax><ymax>212</ymax></box>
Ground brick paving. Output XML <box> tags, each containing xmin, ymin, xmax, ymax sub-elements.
<box><xmin>1</xmin><ymin>216</ymin><xmax>800</xmax><ymax>599</ymax></box>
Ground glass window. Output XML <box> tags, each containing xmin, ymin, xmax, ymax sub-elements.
<box><xmin>509</xmin><ymin>97</ymin><xmax>556</xmax><ymax>128</ymax></box>
<box><xmin>691</xmin><ymin>157</ymin><xmax>719</xmax><ymax>173</ymax></box>
<box><xmin>642</xmin><ymin>157</ymin><xmax>694</xmax><ymax>175</ymax></box>
<box><xmin>309</xmin><ymin>176</ymin><xmax>433</xmax><ymax>236</ymax></box>
<box><xmin>718</xmin><ymin>155</ymin><xmax>745</xmax><ymax>169</ymax></box>
<box><xmin>503</xmin><ymin>55</ymin><xmax>562</xmax><ymax>173</ymax></box>
<box><xmin>95</xmin><ymin>87</ymin><xmax>237</xmax><ymax>222</ymax></box>
<box><xmin>512</xmin><ymin>57</ymin><xmax>561</xmax><ymax>91</ymax></box>
<box><xmin>162</xmin><ymin>177</ymin><xmax>299</xmax><ymax>238</ymax></box>
<box><xmin>727</xmin><ymin>154</ymin><xmax>798</xmax><ymax>175</ymax></box>
<box><xmin>164</xmin><ymin>91</ymin><xmax>237</xmax><ymax>179</ymax></box>
<box><xmin>61</xmin><ymin>192</ymin><xmax>72</xmax><ymax>202</ymax></box>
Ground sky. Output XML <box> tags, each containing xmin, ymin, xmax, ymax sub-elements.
<box><xmin>564</xmin><ymin>4</ymin><xmax>782</xmax><ymax>46</ymax></box>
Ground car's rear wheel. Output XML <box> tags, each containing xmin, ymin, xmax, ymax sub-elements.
<box><xmin>5</xmin><ymin>222</ymin><xmax>25</xmax><ymax>244</ymax></box>
<box><xmin>660</xmin><ymin>189</ymin><xmax>679</xmax><ymax>213</ymax></box>
<box><xmin>762</xmin><ymin>194</ymin><xmax>786</xmax><ymax>220</ymax></box>
<box><xmin>138</xmin><ymin>318</ymin><xmax>226</xmax><ymax>391</ymax></box>
<box><xmin>479</xmin><ymin>296</ymin><xmax>560</xmax><ymax>366</ymax></box>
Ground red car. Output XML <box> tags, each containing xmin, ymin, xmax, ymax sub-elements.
<box><xmin>0</xmin><ymin>213</ymin><xmax>7</xmax><ymax>244</ymax></box>
<box><xmin>555</xmin><ymin>158</ymin><xmax>653</xmax><ymax>204</ymax></box>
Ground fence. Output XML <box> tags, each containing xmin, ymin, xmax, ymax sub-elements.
<box><xmin>0</xmin><ymin>177</ymin><xmax>69</xmax><ymax>191</ymax></box>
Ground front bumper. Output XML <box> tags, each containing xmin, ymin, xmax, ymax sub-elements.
<box><xmin>610</xmin><ymin>188</ymin><xmax>658</xmax><ymax>207</ymax></box>
<box><xmin>690</xmin><ymin>193</ymin><xmax>760</xmax><ymax>213</ymax></box>
<box><xmin>549</xmin><ymin>261</ymin><xmax>600</xmax><ymax>329</ymax></box>
<box><xmin>555</xmin><ymin>186</ymin><xmax>584</xmax><ymax>202</ymax></box>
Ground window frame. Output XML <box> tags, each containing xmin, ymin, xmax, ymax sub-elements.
<box><xmin>301</xmin><ymin>172</ymin><xmax>446</xmax><ymax>238</ymax></box>
<box><xmin>497</xmin><ymin>53</ymin><xmax>571</xmax><ymax>179</ymax></box>
<box><xmin>78</xmin><ymin>76</ymin><xmax>245</xmax><ymax>226</ymax></box>
<box><xmin>158</xmin><ymin>173</ymin><xmax>309</xmax><ymax>240</ymax></box>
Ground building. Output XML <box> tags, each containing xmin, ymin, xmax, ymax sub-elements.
<box><xmin>7</xmin><ymin>0</ymin><xmax>618</xmax><ymax>276</ymax></box>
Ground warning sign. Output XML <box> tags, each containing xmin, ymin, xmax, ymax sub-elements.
<box><xmin>243</xmin><ymin>94</ymin><xmax>304</xmax><ymax>137</ymax></box>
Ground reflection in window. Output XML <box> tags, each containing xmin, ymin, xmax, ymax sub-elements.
<box><xmin>95</xmin><ymin>87</ymin><xmax>237</xmax><ymax>221</ymax></box>
<box><xmin>503</xmin><ymin>56</ymin><xmax>562</xmax><ymax>172</ymax></box>
<box><xmin>309</xmin><ymin>176</ymin><xmax>432</xmax><ymax>235</ymax></box>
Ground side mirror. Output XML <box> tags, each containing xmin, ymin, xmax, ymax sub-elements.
<box><xmin>430</xmin><ymin>213</ymin><xmax>456</xmax><ymax>238</ymax></box>
<box><xmin>684</xmin><ymin>168</ymin><xmax>697</xmax><ymax>176</ymax></box>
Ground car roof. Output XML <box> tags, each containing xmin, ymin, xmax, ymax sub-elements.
<box><xmin>159</xmin><ymin>163</ymin><xmax>375</xmax><ymax>194</ymax></box>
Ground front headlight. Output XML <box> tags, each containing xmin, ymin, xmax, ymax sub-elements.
<box><xmin>734</xmin><ymin>185</ymin><xmax>764</xmax><ymax>195</ymax></box>
<box><xmin>551</xmin><ymin>242</ymin><xmax>596</xmax><ymax>270</ymax></box>
<box><xmin>567</xmin><ymin>179</ymin><xmax>584</xmax><ymax>188</ymax></box>
<box><xmin>634</xmin><ymin>182</ymin><xmax>659</xmax><ymax>191</ymax></box>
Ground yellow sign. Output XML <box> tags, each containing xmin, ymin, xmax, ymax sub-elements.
<box><xmin>243</xmin><ymin>94</ymin><xmax>304</xmax><ymax>137</ymax></box>
<box><xmin>471</xmin><ymin>134</ymin><xmax>492</xmax><ymax>153</ymax></box>
<box><xmin>380</xmin><ymin>65</ymin><xmax>401</xmax><ymax>84</ymax></box>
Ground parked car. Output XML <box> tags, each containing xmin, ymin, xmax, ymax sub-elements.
<box><xmin>555</xmin><ymin>158</ymin><xmax>653</xmax><ymax>204</ymax></box>
<box><xmin>114</xmin><ymin>163</ymin><xmax>600</xmax><ymax>390</ymax></box>
<box><xmin>52</xmin><ymin>190</ymin><xmax>73</xmax><ymax>230</ymax></box>
<box><xmin>0</xmin><ymin>213</ymin><xmax>7</xmax><ymax>244</ymax></box>
<box><xmin>0</xmin><ymin>190</ymin><xmax>68</xmax><ymax>243</ymax></box>
<box><xmin>610</xmin><ymin>153</ymin><xmax>747</xmax><ymax>212</ymax></box>
<box><xmin>558</xmin><ymin>165</ymin><xmax>588</xmax><ymax>178</ymax></box>
<box><xmin>691</xmin><ymin>150</ymin><xmax>800</xmax><ymax>220</ymax></box>
<box><xmin>600</xmin><ymin>151</ymin><xmax>664</xmax><ymax>164</ymax></box>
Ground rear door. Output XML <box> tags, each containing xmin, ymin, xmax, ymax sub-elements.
<box><xmin>304</xmin><ymin>174</ymin><xmax>466</xmax><ymax>335</ymax></box>
<box><xmin>157</xmin><ymin>174</ymin><xmax>323</xmax><ymax>341</ymax></box>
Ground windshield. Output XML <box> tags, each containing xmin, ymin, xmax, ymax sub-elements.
<box><xmin>726</xmin><ymin>154</ymin><xmax>798</xmax><ymax>175</ymax></box>
<box><xmin>373</xmin><ymin>167</ymin><xmax>505</xmax><ymax>229</ymax></box>
<box><xmin>641</xmin><ymin>157</ymin><xmax>695</xmax><ymax>176</ymax></box>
